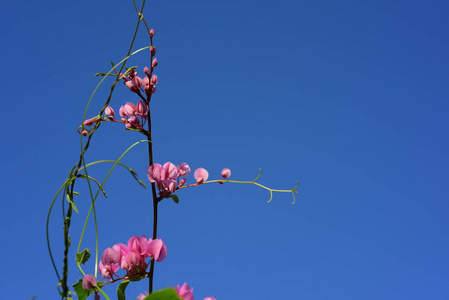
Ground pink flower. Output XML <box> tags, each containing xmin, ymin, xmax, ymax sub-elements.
<box><xmin>99</xmin><ymin>247</ymin><xmax>120</xmax><ymax>278</ymax></box>
<box><xmin>175</xmin><ymin>283</ymin><xmax>194</xmax><ymax>300</ymax></box>
<box><xmin>123</xmin><ymin>102</ymin><xmax>137</xmax><ymax>116</ymax></box>
<box><xmin>221</xmin><ymin>168</ymin><xmax>231</xmax><ymax>179</ymax></box>
<box><xmin>136</xmin><ymin>100</ymin><xmax>148</xmax><ymax>119</ymax></box>
<box><xmin>147</xmin><ymin>162</ymin><xmax>178</xmax><ymax>195</ymax></box>
<box><xmin>177</xmin><ymin>162</ymin><xmax>191</xmax><ymax>177</ymax></box>
<box><xmin>82</xmin><ymin>274</ymin><xmax>97</xmax><ymax>290</ymax></box>
<box><xmin>128</xmin><ymin>235</ymin><xmax>149</xmax><ymax>257</ymax></box>
<box><xmin>147</xmin><ymin>239</ymin><xmax>167</xmax><ymax>262</ymax></box>
<box><xmin>124</xmin><ymin>70</ymin><xmax>143</xmax><ymax>93</ymax></box>
<box><xmin>194</xmin><ymin>168</ymin><xmax>209</xmax><ymax>184</ymax></box>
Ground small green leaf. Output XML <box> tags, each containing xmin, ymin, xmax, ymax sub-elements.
<box><xmin>72</xmin><ymin>279</ymin><xmax>93</xmax><ymax>300</ymax></box>
<box><xmin>143</xmin><ymin>288</ymin><xmax>182</xmax><ymax>300</ymax></box>
<box><xmin>76</xmin><ymin>249</ymin><xmax>91</xmax><ymax>265</ymax></box>
<box><xmin>117</xmin><ymin>280</ymin><xmax>131</xmax><ymax>300</ymax></box>
<box><xmin>66</xmin><ymin>194</ymin><xmax>79</xmax><ymax>213</ymax></box>
<box><xmin>167</xmin><ymin>194</ymin><xmax>179</xmax><ymax>204</ymax></box>
<box><xmin>129</xmin><ymin>273</ymin><xmax>148</xmax><ymax>282</ymax></box>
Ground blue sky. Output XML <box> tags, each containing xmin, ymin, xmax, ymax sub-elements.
<box><xmin>1</xmin><ymin>0</ymin><xmax>448</xmax><ymax>299</ymax></box>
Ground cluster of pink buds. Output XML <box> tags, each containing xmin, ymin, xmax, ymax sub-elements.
<box><xmin>97</xmin><ymin>235</ymin><xmax>167</xmax><ymax>279</ymax></box>
<box><xmin>123</xmin><ymin>29</ymin><xmax>158</xmax><ymax>98</ymax></box>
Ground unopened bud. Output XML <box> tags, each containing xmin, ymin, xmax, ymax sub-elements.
<box><xmin>221</xmin><ymin>168</ymin><xmax>231</xmax><ymax>179</ymax></box>
<box><xmin>83</xmin><ymin>118</ymin><xmax>94</xmax><ymax>126</ymax></box>
<box><xmin>150</xmin><ymin>46</ymin><xmax>157</xmax><ymax>55</ymax></box>
<box><xmin>150</xmin><ymin>74</ymin><xmax>158</xmax><ymax>85</ymax></box>
<box><xmin>150</xmin><ymin>29</ymin><xmax>155</xmax><ymax>37</ymax></box>
<box><xmin>143</xmin><ymin>66</ymin><xmax>150</xmax><ymax>75</ymax></box>
<box><xmin>105</xmin><ymin>106</ymin><xmax>115</xmax><ymax>116</ymax></box>
<box><xmin>82</xmin><ymin>130</ymin><xmax>88</xmax><ymax>136</ymax></box>
<box><xmin>94</xmin><ymin>294</ymin><xmax>101</xmax><ymax>300</ymax></box>
<box><xmin>151</xmin><ymin>58</ymin><xmax>158</xmax><ymax>68</ymax></box>
<box><xmin>179</xmin><ymin>177</ymin><xmax>187</xmax><ymax>187</ymax></box>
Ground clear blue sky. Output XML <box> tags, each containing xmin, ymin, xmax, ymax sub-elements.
<box><xmin>1</xmin><ymin>0</ymin><xmax>448</xmax><ymax>299</ymax></box>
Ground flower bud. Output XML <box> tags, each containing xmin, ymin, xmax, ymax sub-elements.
<box><xmin>177</xmin><ymin>162</ymin><xmax>191</xmax><ymax>176</ymax></box>
<box><xmin>149</xmin><ymin>29</ymin><xmax>155</xmax><ymax>37</ymax></box>
<box><xmin>82</xmin><ymin>130</ymin><xmax>88</xmax><ymax>136</ymax></box>
<box><xmin>194</xmin><ymin>168</ymin><xmax>209</xmax><ymax>184</ymax></box>
<box><xmin>150</xmin><ymin>74</ymin><xmax>158</xmax><ymax>85</ymax></box>
<box><xmin>83</xmin><ymin>118</ymin><xmax>94</xmax><ymax>126</ymax></box>
<box><xmin>179</xmin><ymin>177</ymin><xmax>187</xmax><ymax>187</ymax></box>
<box><xmin>150</xmin><ymin>46</ymin><xmax>157</xmax><ymax>55</ymax></box>
<box><xmin>105</xmin><ymin>106</ymin><xmax>115</xmax><ymax>116</ymax></box>
<box><xmin>221</xmin><ymin>168</ymin><xmax>231</xmax><ymax>179</ymax></box>
<box><xmin>143</xmin><ymin>66</ymin><xmax>150</xmax><ymax>76</ymax></box>
<box><xmin>94</xmin><ymin>295</ymin><xmax>101</xmax><ymax>300</ymax></box>
<box><xmin>151</xmin><ymin>58</ymin><xmax>158</xmax><ymax>68</ymax></box>
<box><xmin>82</xmin><ymin>274</ymin><xmax>98</xmax><ymax>291</ymax></box>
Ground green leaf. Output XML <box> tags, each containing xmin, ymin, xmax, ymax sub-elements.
<box><xmin>129</xmin><ymin>273</ymin><xmax>148</xmax><ymax>282</ymax></box>
<box><xmin>143</xmin><ymin>288</ymin><xmax>182</xmax><ymax>300</ymax></box>
<box><xmin>66</xmin><ymin>193</ymin><xmax>79</xmax><ymax>213</ymax></box>
<box><xmin>117</xmin><ymin>280</ymin><xmax>131</xmax><ymax>300</ymax></box>
<box><xmin>76</xmin><ymin>249</ymin><xmax>91</xmax><ymax>265</ymax></box>
<box><xmin>72</xmin><ymin>279</ymin><xmax>93</xmax><ymax>300</ymax></box>
<box><xmin>167</xmin><ymin>194</ymin><xmax>179</xmax><ymax>204</ymax></box>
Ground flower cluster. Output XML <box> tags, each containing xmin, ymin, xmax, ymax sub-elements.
<box><xmin>147</xmin><ymin>162</ymin><xmax>231</xmax><ymax>196</ymax></box>
<box><xmin>98</xmin><ymin>235</ymin><xmax>167</xmax><ymax>279</ymax></box>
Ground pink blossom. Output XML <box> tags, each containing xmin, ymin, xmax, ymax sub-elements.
<box><xmin>136</xmin><ymin>100</ymin><xmax>148</xmax><ymax>118</ymax></box>
<box><xmin>147</xmin><ymin>239</ymin><xmax>167</xmax><ymax>262</ymax></box>
<box><xmin>124</xmin><ymin>70</ymin><xmax>143</xmax><ymax>93</ymax></box>
<box><xmin>143</xmin><ymin>66</ymin><xmax>150</xmax><ymax>76</ymax></box>
<box><xmin>128</xmin><ymin>236</ymin><xmax>149</xmax><ymax>257</ymax></box>
<box><xmin>82</xmin><ymin>274</ymin><xmax>97</xmax><ymax>290</ymax></box>
<box><xmin>221</xmin><ymin>168</ymin><xmax>231</xmax><ymax>179</ymax></box>
<box><xmin>149</xmin><ymin>29</ymin><xmax>155</xmax><ymax>37</ymax></box>
<box><xmin>99</xmin><ymin>247</ymin><xmax>120</xmax><ymax>278</ymax></box>
<box><xmin>175</xmin><ymin>283</ymin><xmax>194</xmax><ymax>300</ymax></box>
<box><xmin>123</xmin><ymin>102</ymin><xmax>137</xmax><ymax>116</ymax></box>
<box><xmin>194</xmin><ymin>168</ymin><xmax>209</xmax><ymax>184</ymax></box>
<box><xmin>105</xmin><ymin>106</ymin><xmax>115</xmax><ymax>116</ymax></box>
<box><xmin>119</xmin><ymin>106</ymin><xmax>126</xmax><ymax>118</ymax></box>
<box><xmin>177</xmin><ymin>162</ymin><xmax>191</xmax><ymax>177</ymax></box>
<box><xmin>147</xmin><ymin>162</ymin><xmax>178</xmax><ymax>195</ymax></box>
